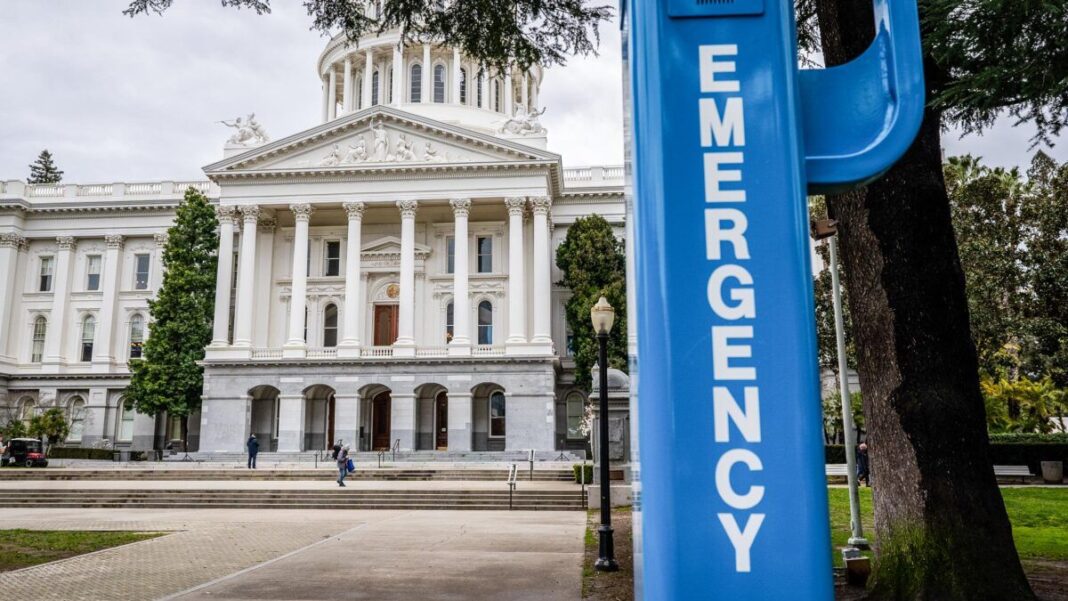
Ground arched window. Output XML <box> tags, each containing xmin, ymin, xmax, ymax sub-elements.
<box><xmin>80</xmin><ymin>315</ymin><xmax>96</xmax><ymax>362</ymax></box>
<box><xmin>566</xmin><ymin>392</ymin><xmax>586</xmax><ymax>440</ymax></box>
<box><xmin>433</xmin><ymin>64</ymin><xmax>446</xmax><ymax>103</ymax></box>
<box><xmin>476</xmin><ymin>69</ymin><xmax>484</xmax><ymax>107</ymax></box>
<box><xmin>371</xmin><ymin>70</ymin><xmax>380</xmax><ymax>105</ymax></box>
<box><xmin>119</xmin><ymin>401</ymin><xmax>135</xmax><ymax>442</ymax></box>
<box><xmin>129</xmin><ymin>314</ymin><xmax>145</xmax><ymax>359</ymax></box>
<box><xmin>445</xmin><ymin>301</ymin><xmax>454</xmax><ymax>343</ymax></box>
<box><xmin>409</xmin><ymin>63</ymin><xmax>422</xmax><ymax>102</ymax></box>
<box><xmin>493</xmin><ymin>79</ymin><xmax>502</xmax><ymax>112</ymax></box>
<box><xmin>31</xmin><ymin>316</ymin><xmax>46</xmax><ymax>363</ymax></box>
<box><xmin>459</xmin><ymin>68</ymin><xmax>468</xmax><ymax>104</ymax></box>
<box><xmin>489</xmin><ymin>391</ymin><xmax>506</xmax><ymax>438</ymax></box>
<box><xmin>323</xmin><ymin>304</ymin><xmax>338</xmax><ymax>347</ymax></box>
<box><xmin>19</xmin><ymin>398</ymin><xmax>36</xmax><ymax>428</ymax></box>
<box><xmin>477</xmin><ymin>300</ymin><xmax>493</xmax><ymax>345</ymax></box>
<box><xmin>68</xmin><ymin>397</ymin><xmax>86</xmax><ymax>442</ymax></box>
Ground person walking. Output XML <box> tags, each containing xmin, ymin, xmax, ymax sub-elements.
<box><xmin>246</xmin><ymin>434</ymin><xmax>259</xmax><ymax>469</ymax></box>
<box><xmin>336</xmin><ymin>444</ymin><xmax>350</xmax><ymax>487</ymax></box>
<box><xmin>856</xmin><ymin>442</ymin><xmax>870</xmax><ymax>487</ymax></box>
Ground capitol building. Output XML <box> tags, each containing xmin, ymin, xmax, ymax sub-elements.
<box><xmin>0</xmin><ymin>20</ymin><xmax>624</xmax><ymax>456</ymax></box>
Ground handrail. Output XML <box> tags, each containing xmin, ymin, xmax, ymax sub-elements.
<box><xmin>507</xmin><ymin>463</ymin><xmax>518</xmax><ymax>510</ymax></box>
<box><xmin>392</xmin><ymin>438</ymin><xmax>400</xmax><ymax>462</ymax></box>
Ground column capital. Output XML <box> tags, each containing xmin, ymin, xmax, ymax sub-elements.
<box><xmin>56</xmin><ymin>236</ymin><xmax>76</xmax><ymax>251</ymax></box>
<box><xmin>343</xmin><ymin>202</ymin><xmax>366</xmax><ymax>220</ymax></box>
<box><xmin>216</xmin><ymin>206</ymin><xmax>238</xmax><ymax>225</ymax></box>
<box><xmin>258</xmin><ymin>217</ymin><xmax>277</xmax><ymax>232</ymax></box>
<box><xmin>504</xmin><ymin>197</ymin><xmax>526</xmax><ymax>216</ymax></box>
<box><xmin>0</xmin><ymin>232</ymin><xmax>26</xmax><ymax>250</ymax></box>
<box><xmin>290</xmin><ymin>203</ymin><xmax>314</xmax><ymax>222</ymax></box>
<box><xmin>530</xmin><ymin>196</ymin><xmax>552</xmax><ymax>215</ymax></box>
<box><xmin>153</xmin><ymin>232</ymin><xmax>169</xmax><ymax>248</ymax></box>
<box><xmin>239</xmin><ymin>205</ymin><xmax>261</xmax><ymax>223</ymax></box>
<box><xmin>104</xmin><ymin>234</ymin><xmax>125</xmax><ymax>249</ymax></box>
<box><xmin>449</xmin><ymin>198</ymin><xmax>471</xmax><ymax>216</ymax></box>
<box><xmin>397</xmin><ymin>200</ymin><xmax>419</xmax><ymax>219</ymax></box>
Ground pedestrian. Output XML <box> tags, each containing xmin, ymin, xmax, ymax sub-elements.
<box><xmin>856</xmin><ymin>442</ymin><xmax>870</xmax><ymax>487</ymax></box>
<box><xmin>336</xmin><ymin>444</ymin><xmax>350</xmax><ymax>487</ymax></box>
<box><xmin>247</xmin><ymin>434</ymin><xmax>259</xmax><ymax>469</ymax></box>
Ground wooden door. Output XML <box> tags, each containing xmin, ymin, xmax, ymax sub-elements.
<box><xmin>373</xmin><ymin>305</ymin><xmax>399</xmax><ymax>346</ymax></box>
<box><xmin>326</xmin><ymin>394</ymin><xmax>335</xmax><ymax>450</ymax></box>
<box><xmin>435</xmin><ymin>393</ymin><xmax>448</xmax><ymax>450</ymax></box>
<box><xmin>372</xmin><ymin>393</ymin><xmax>391</xmax><ymax>450</ymax></box>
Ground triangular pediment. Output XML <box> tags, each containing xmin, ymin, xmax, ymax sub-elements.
<box><xmin>362</xmin><ymin>235</ymin><xmax>431</xmax><ymax>259</ymax></box>
<box><xmin>203</xmin><ymin>106</ymin><xmax>560</xmax><ymax>176</ymax></box>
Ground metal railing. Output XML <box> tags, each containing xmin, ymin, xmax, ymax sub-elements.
<box><xmin>507</xmin><ymin>463</ymin><xmax>518</xmax><ymax>510</ymax></box>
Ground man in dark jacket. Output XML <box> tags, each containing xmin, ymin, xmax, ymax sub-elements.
<box><xmin>856</xmin><ymin>442</ymin><xmax>870</xmax><ymax>487</ymax></box>
<box><xmin>247</xmin><ymin>434</ymin><xmax>259</xmax><ymax>469</ymax></box>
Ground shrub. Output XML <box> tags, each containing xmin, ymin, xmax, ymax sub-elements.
<box><xmin>573</xmin><ymin>463</ymin><xmax>594</xmax><ymax>484</ymax></box>
<box><xmin>988</xmin><ymin>432</ymin><xmax>1068</xmax><ymax>444</ymax></box>
<box><xmin>48</xmin><ymin>447</ymin><xmax>115</xmax><ymax>460</ymax></box>
<box><xmin>824</xmin><ymin>443</ymin><xmax>1068</xmax><ymax>475</ymax></box>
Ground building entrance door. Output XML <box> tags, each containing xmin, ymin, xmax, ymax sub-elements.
<box><xmin>435</xmin><ymin>393</ymin><xmax>448</xmax><ymax>450</ymax></box>
<box><xmin>326</xmin><ymin>394</ymin><xmax>335</xmax><ymax>450</ymax></box>
<box><xmin>372</xmin><ymin>392</ymin><xmax>391</xmax><ymax>450</ymax></box>
<box><xmin>373</xmin><ymin>304</ymin><xmax>399</xmax><ymax>346</ymax></box>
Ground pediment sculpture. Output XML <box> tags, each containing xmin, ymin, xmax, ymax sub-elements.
<box><xmin>496</xmin><ymin>106</ymin><xmax>547</xmax><ymax>136</ymax></box>
<box><xmin>318</xmin><ymin>119</ymin><xmax>455</xmax><ymax>166</ymax></box>
<box><xmin>219</xmin><ymin>113</ymin><xmax>270</xmax><ymax>146</ymax></box>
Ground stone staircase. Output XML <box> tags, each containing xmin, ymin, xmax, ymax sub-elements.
<box><xmin>0</xmin><ymin>488</ymin><xmax>586</xmax><ymax>511</ymax></box>
<box><xmin>0</xmin><ymin>468</ymin><xmax>576</xmax><ymax>481</ymax></box>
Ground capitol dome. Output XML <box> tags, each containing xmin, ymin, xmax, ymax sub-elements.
<box><xmin>315</xmin><ymin>5</ymin><xmax>547</xmax><ymax>148</ymax></box>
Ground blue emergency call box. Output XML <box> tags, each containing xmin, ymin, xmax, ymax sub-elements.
<box><xmin>624</xmin><ymin>0</ymin><xmax>924</xmax><ymax>599</ymax></box>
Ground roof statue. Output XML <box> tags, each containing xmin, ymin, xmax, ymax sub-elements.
<box><xmin>496</xmin><ymin>106</ymin><xmax>547</xmax><ymax>136</ymax></box>
<box><xmin>219</xmin><ymin>113</ymin><xmax>270</xmax><ymax>146</ymax></box>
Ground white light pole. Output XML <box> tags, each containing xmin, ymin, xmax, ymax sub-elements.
<box><xmin>814</xmin><ymin>218</ymin><xmax>868</xmax><ymax>548</ymax></box>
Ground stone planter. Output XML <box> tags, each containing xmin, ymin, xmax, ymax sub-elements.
<box><xmin>1040</xmin><ymin>460</ymin><xmax>1064</xmax><ymax>484</ymax></box>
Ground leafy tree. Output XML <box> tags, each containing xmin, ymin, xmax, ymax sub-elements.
<box><xmin>807</xmin><ymin>0</ymin><xmax>1068</xmax><ymax>596</ymax></box>
<box><xmin>0</xmin><ymin>419</ymin><xmax>28</xmax><ymax>441</ymax></box>
<box><xmin>28</xmin><ymin>407</ymin><xmax>70</xmax><ymax>453</ymax></box>
<box><xmin>123</xmin><ymin>0</ymin><xmax>612</xmax><ymax>71</ymax></box>
<box><xmin>981</xmin><ymin>376</ymin><xmax>1068</xmax><ymax>434</ymax></box>
<box><xmin>125</xmin><ymin>188</ymin><xmax>218</xmax><ymax>452</ymax></box>
<box><xmin>27</xmin><ymin>150</ymin><xmax>63</xmax><ymax>184</ymax></box>
<box><xmin>821</xmin><ymin>391</ymin><xmax>864</xmax><ymax>445</ymax></box>
<box><xmin>555</xmin><ymin>215</ymin><xmax>626</xmax><ymax>390</ymax></box>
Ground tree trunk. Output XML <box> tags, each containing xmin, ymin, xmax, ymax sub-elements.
<box><xmin>814</xmin><ymin>1</ymin><xmax>1036</xmax><ymax>598</ymax></box>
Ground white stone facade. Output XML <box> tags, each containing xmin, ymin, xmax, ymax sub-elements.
<box><xmin>0</xmin><ymin>23</ymin><xmax>623</xmax><ymax>455</ymax></box>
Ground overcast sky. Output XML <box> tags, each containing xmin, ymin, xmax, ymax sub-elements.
<box><xmin>1</xmin><ymin>0</ymin><xmax>1064</xmax><ymax>184</ymax></box>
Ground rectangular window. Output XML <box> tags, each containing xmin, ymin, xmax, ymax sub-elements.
<box><xmin>445</xmin><ymin>236</ymin><xmax>455</xmax><ymax>274</ymax></box>
<box><xmin>477</xmin><ymin>236</ymin><xmax>492</xmax><ymax>273</ymax></box>
<box><xmin>490</xmin><ymin>393</ymin><xmax>506</xmax><ymax>437</ymax></box>
<box><xmin>324</xmin><ymin>241</ymin><xmax>341</xmax><ymax>277</ymax></box>
<box><xmin>39</xmin><ymin>256</ymin><xmax>54</xmax><ymax>292</ymax></box>
<box><xmin>566</xmin><ymin>334</ymin><xmax>576</xmax><ymax>357</ymax></box>
<box><xmin>86</xmin><ymin>255</ymin><xmax>102</xmax><ymax>291</ymax></box>
<box><xmin>567</xmin><ymin>396</ymin><xmax>585</xmax><ymax>439</ymax></box>
<box><xmin>119</xmin><ymin>404</ymin><xmax>135</xmax><ymax>442</ymax></box>
<box><xmin>134</xmin><ymin>254</ymin><xmax>150</xmax><ymax>290</ymax></box>
<box><xmin>168</xmin><ymin>415</ymin><xmax>182</xmax><ymax>441</ymax></box>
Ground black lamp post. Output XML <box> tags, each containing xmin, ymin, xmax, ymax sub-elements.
<box><xmin>591</xmin><ymin>295</ymin><xmax>619</xmax><ymax>572</ymax></box>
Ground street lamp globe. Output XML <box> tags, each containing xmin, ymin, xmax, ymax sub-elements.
<box><xmin>590</xmin><ymin>296</ymin><xmax>615</xmax><ymax>335</ymax></box>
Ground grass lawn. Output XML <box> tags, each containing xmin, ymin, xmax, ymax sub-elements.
<box><xmin>0</xmin><ymin>530</ymin><xmax>164</xmax><ymax>572</ymax></box>
<box><xmin>827</xmin><ymin>487</ymin><xmax>1068</xmax><ymax>566</ymax></box>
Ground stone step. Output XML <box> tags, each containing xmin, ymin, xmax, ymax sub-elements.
<box><xmin>0</xmin><ymin>469</ymin><xmax>575</xmax><ymax>481</ymax></box>
<box><xmin>0</xmin><ymin>501</ymin><xmax>585</xmax><ymax>511</ymax></box>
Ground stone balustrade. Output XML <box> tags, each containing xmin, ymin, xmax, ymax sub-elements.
<box><xmin>0</xmin><ymin>180</ymin><xmax>222</xmax><ymax>203</ymax></box>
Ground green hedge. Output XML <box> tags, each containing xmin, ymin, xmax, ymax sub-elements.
<box><xmin>48</xmin><ymin>448</ymin><xmax>152</xmax><ymax>461</ymax></box>
<box><xmin>988</xmin><ymin>433</ymin><xmax>1068</xmax><ymax>444</ymax></box>
<box><xmin>825</xmin><ymin>443</ymin><xmax>1068</xmax><ymax>474</ymax></box>
<box><xmin>573</xmin><ymin>464</ymin><xmax>594</xmax><ymax>484</ymax></box>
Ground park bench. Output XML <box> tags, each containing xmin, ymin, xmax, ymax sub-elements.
<box><xmin>994</xmin><ymin>465</ymin><xmax>1033</xmax><ymax>484</ymax></box>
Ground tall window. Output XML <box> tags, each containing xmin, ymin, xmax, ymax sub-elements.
<box><xmin>410</xmin><ymin>63</ymin><xmax>422</xmax><ymax>102</ymax></box>
<box><xmin>493</xmin><ymin>80</ymin><xmax>502</xmax><ymax>112</ymax></box>
<box><xmin>31</xmin><ymin>316</ymin><xmax>46</xmax><ymax>363</ymax></box>
<box><xmin>129</xmin><ymin>314</ymin><xmax>145</xmax><ymax>359</ymax></box>
<box><xmin>478</xmin><ymin>300</ymin><xmax>493</xmax><ymax>345</ymax></box>
<box><xmin>372</xmin><ymin>70</ymin><xmax>380</xmax><ymax>105</ymax></box>
<box><xmin>489</xmin><ymin>391</ymin><xmax>506</xmax><ymax>437</ymax></box>
<box><xmin>39</xmin><ymin>256</ymin><xmax>54</xmax><ymax>292</ymax></box>
<box><xmin>476</xmin><ymin>70</ymin><xmax>483</xmax><ymax>107</ymax></box>
<box><xmin>80</xmin><ymin>315</ymin><xmax>96</xmax><ymax>362</ymax></box>
<box><xmin>324</xmin><ymin>241</ymin><xmax>341</xmax><ymax>277</ymax></box>
<box><xmin>566</xmin><ymin>392</ymin><xmax>585</xmax><ymax>439</ymax></box>
<box><xmin>445</xmin><ymin>236</ymin><xmax>455</xmax><ymax>274</ymax></box>
<box><xmin>323</xmin><ymin>304</ymin><xmax>338</xmax><ymax>347</ymax></box>
<box><xmin>68</xmin><ymin>397</ymin><xmax>86</xmax><ymax>442</ymax></box>
<box><xmin>445</xmin><ymin>301</ymin><xmax>454</xmax><ymax>343</ymax></box>
<box><xmin>476</xmin><ymin>236</ymin><xmax>492</xmax><ymax>273</ymax></box>
<box><xmin>134</xmin><ymin>253</ymin><xmax>150</xmax><ymax>290</ymax></box>
<box><xmin>168</xmin><ymin>415</ymin><xmax>182</xmax><ymax>441</ymax></box>
<box><xmin>459</xmin><ymin>68</ymin><xmax>468</xmax><ymax>104</ymax></box>
<box><xmin>20</xmin><ymin>399</ymin><xmax>36</xmax><ymax>428</ymax></box>
<box><xmin>433</xmin><ymin>64</ymin><xmax>446</xmax><ymax>103</ymax></box>
<box><xmin>119</xmin><ymin>401</ymin><xmax>135</xmax><ymax>442</ymax></box>
<box><xmin>86</xmin><ymin>255</ymin><xmax>102</xmax><ymax>291</ymax></box>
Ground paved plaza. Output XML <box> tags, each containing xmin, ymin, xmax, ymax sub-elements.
<box><xmin>0</xmin><ymin>507</ymin><xmax>585</xmax><ymax>601</ymax></box>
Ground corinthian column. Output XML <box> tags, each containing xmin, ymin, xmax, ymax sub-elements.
<box><xmin>343</xmin><ymin>56</ymin><xmax>354</xmax><ymax>113</ymax></box>
<box><xmin>284</xmin><ymin>204</ymin><xmax>313</xmax><ymax>358</ymax></box>
<box><xmin>449</xmin><ymin>198</ymin><xmax>471</xmax><ymax>355</ymax></box>
<box><xmin>0</xmin><ymin>233</ymin><xmax>26</xmax><ymax>361</ymax></box>
<box><xmin>530</xmin><ymin>196</ymin><xmax>553</xmax><ymax>350</ymax></box>
<box><xmin>394</xmin><ymin>200</ymin><xmax>418</xmax><ymax>356</ymax></box>
<box><xmin>210</xmin><ymin>207</ymin><xmax>236</xmax><ymax>347</ymax></box>
<box><xmin>42</xmin><ymin>236</ymin><xmax>76</xmax><ymax>371</ymax></box>
<box><xmin>363</xmin><ymin>50</ymin><xmax>374</xmax><ymax>109</ymax></box>
<box><xmin>327</xmin><ymin>68</ymin><xmax>337</xmax><ymax>120</ymax></box>
<box><xmin>92</xmin><ymin>235</ymin><xmax>124</xmax><ymax>369</ymax></box>
<box><xmin>232</xmin><ymin>205</ymin><xmax>260</xmax><ymax>349</ymax></box>
<box><xmin>339</xmin><ymin>202</ymin><xmax>365</xmax><ymax>358</ymax></box>
<box><xmin>505</xmin><ymin>197</ymin><xmax>527</xmax><ymax>349</ymax></box>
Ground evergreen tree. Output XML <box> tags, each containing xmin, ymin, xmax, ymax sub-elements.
<box><xmin>555</xmin><ymin>215</ymin><xmax>627</xmax><ymax>390</ymax></box>
<box><xmin>125</xmin><ymin>188</ymin><xmax>218</xmax><ymax>452</ymax></box>
<box><xmin>27</xmin><ymin>150</ymin><xmax>63</xmax><ymax>184</ymax></box>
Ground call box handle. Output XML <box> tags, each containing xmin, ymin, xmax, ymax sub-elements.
<box><xmin>800</xmin><ymin>0</ymin><xmax>925</xmax><ymax>193</ymax></box>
